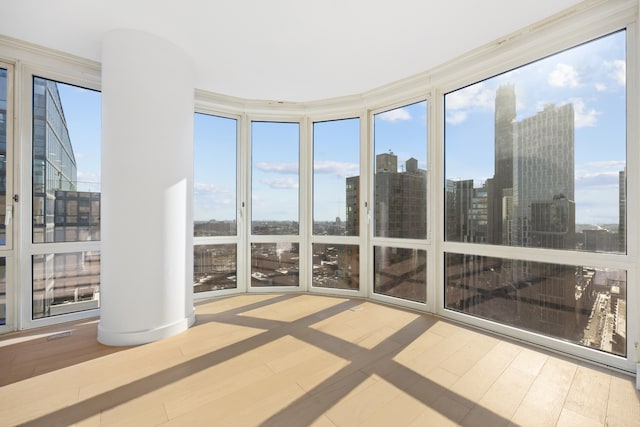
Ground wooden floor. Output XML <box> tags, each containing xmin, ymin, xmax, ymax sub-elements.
<box><xmin>0</xmin><ymin>294</ymin><xmax>638</xmax><ymax>426</ymax></box>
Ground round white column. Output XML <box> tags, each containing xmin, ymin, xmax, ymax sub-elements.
<box><xmin>98</xmin><ymin>29</ymin><xmax>195</xmax><ymax>346</ymax></box>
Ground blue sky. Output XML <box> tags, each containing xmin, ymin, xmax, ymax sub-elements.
<box><xmin>56</xmin><ymin>30</ymin><xmax>625</xmax><ymax>226</ymax></box>
<box><xmin>56</xmin><ymin>83</ymin><xmax>101</xmax><ymax>192</ymax></box>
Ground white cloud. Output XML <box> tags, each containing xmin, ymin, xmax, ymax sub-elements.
<box><xmin>446</xmin><ymin>83</ymin><xmax>493</xmax><ymax>110</ymax></box>
<box><xmin>378</xmin><ymin>108</ymin><xmax>411</xmax><ymax>122</ymax></box>
<box><xmin>594</xmin><ymin>83</ymin><xmax>607</xmax><ymax>92</ymax></box>
<box><xmin>194</xmin><ymin>182</ymin><xmax>232</xmax><ymax>195</ymax></box>
<box><xmin>571</xmin><ymin>98</ymin><xmax>601</xmax><ymax>128</ymax></box>
<box><xmin>548</xmin><ymin>64</ymin><xmax>580</xmax><ymax>88</ymax></box>
<box><xmin>261</xmin><ymin>177</ymin><xmax>299</xmax><ymax>189</ymax></box>
<box><xmin>314</xmin><ymin>160</ymin><xmax>359</xmax><ymax>178</ymax></box>
<box><xmin>444</xmin><ymin>83</ymin><xmax>494</xmax><ymax>125</ymax></box>
<box><xmin>604</xmin><ymin>59</ymin><xmax>625</xmax><ymax>86</ymax></box>
<box><xmin>255</xmin><ymin>162</ymin><xmax>298</xmax><ymax>174</ymax></box>
<box><xmin>445</xmin><ymin>110</ymin><xmax>467</xmax><ymax>125</ymax></box>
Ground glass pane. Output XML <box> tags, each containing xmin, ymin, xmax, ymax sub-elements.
<box><xmin>313</xmin><ymin>118</ymin><xmax>360</xmax><ymax>236</ymax></box>
<box><xmin>194</xmin><ymin>244</ymin><xmax>237</xmax><ymax>292</ymax></box>
<box><xmin>251</xmin><ymin>122</ymin><xmax>299</xmax><ymax>235</ymax></box>
<box><xmin>312</xmin><ymin>244</ymin><xmax>359</xmax><ymax>290</ymax></box>
<box><xmin>0</xmin><ymin>257</ymin><xmax>5</xmax><ymax>325</ymax></box>
<box><xmin>373</xmin><ymin>101</ymin><xmax>427</xmax><ymax>239</ymax></box>
<box><xmin>445</xmin><ymin>253</ymin><xmax>627</xmax><ymax>357</ymax></box>
<box><xmin>32</xmin><ymin>77</ymin><xmax>101</xmax><ymax>243</ymax></box>
<box><xmin>0</xmin><ymin>69</ymin><xmax>6</xmax><ymax>246</ymax></box>
<box><xmin>374</xmin><ymin>246</ymin><xmax>426</xmax><ymax>303</ymax></box>
<box><xmin>445</xmin><ymin>31</ymin><xmax>626</xmax><ymax>253</ymax></box>
<box><xmin>194</xmin><ymin>113</ymin><xmax>237</xmax><ymax>236</ymax></box>
<box><xmin>251</xmin><ymin>243</ymin><xmax>299</xmax><ymax>287</ymax></box>
<box><xmin>32</xmin><ymin>251</ymin><xmax>100</xmax><ymax>319</ymax></box>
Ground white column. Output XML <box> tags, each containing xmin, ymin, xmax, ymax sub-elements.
<box><xmin>98</xmin><ymin>29</ymin><xmax>195</xmax><ymax>346</ymax></box>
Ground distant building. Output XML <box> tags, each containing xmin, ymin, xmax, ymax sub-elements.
<box><xmin>376</xmin><ymin>153</ymin><xmax>427</xmax><ymax>238</ymax></box>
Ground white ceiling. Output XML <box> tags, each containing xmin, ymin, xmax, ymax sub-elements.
<box><xmin>1</xmin><ymin>0</ymin><xmax>584</xmax><ymax>102</ymax></box>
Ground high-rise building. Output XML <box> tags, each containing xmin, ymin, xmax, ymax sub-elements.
<box><xmin>489</xmin><ymin>84</ymin><xmax>516</xmax><ymax>245</ymax></box>
<box><xmin>346</xmin><ymin>153</ymin><xmax>426</xmax><ymax>238</ymax></box>
<box><xmin>511</xmin><ymin>103</ymin><xmax>575</xmax><ymax>249</ymax></box>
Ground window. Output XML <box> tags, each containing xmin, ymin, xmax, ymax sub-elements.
<box><xmin>313</xmin><ymin>118</ymin><xmax>360</xmax><ymax>236</ymax></box>
<box><xmin>251</xmin><ymin>122</ymin><xmax>299</xmax><ymax>235</ymax></box>
<box><xmin>193</xmin><ymin>113</ymin><xmax>237</xmax><ymax>237</ymax></box>
<box><xmin>372</xmin><ymin>101</ymin><xmax>428</xmax><ymax>303</ymax></box>
<box><xmin>444</xmin><ymin>253</ymin><xmax>627</xmax><ymax>357</ymax></box>
<box><xmin>444</xmin><ymin>31</ymin><xmax>626</xmax><ymax>253</ymax></box>
<box><xmin>373</xmin><ymin>101</ymin><xmax>428</xmax><ymax>239</ymax></box>
<box><xmin>193</xmin><ymin>113</ymin><xmax>238</xmax><ymax>293</ymax></box>
<box><xmin>443</xmin><ymin>31</ymin><xmax>627</xmax><ymax>357</ymax></box>
<box><xmin>31</xmin><ymin>77</ymin><xmax>101</xmax><ymax>319</ymax></box>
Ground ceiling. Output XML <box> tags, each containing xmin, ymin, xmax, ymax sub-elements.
<box><xmin>1</xmin><ymin>0</ymin><xmax>584</xmax><ymax>102</ymax></box>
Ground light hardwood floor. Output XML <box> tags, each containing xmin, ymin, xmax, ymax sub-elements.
<box><xmin>0</xmin><ymin>293</ymin><xmax>638</xmax><ymax>426</ymax></box>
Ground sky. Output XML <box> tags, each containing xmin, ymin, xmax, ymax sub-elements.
<box><xmin>56</xmin><ymin>83</ymin><xmax>101</xmax><ymax>192</ymax></box>
<box><xmin>55</xmin><ymin>30</ymin><xmax>626</xmax><ymax>226</ymax></box>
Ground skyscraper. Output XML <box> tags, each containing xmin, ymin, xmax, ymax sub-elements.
<box><xmin>511</xmin><ymin>103</ymin><xmax>575</xmax><ymax>249</ymax></box>
<box><xmin>489</xmin><ymin>84</ymin><xmax>516</xmax><ymax>245</ymax></box>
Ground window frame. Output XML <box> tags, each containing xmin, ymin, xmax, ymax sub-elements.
<box><xmin>436</xmin><ymin>19</ymin><xmax>637</xmax><ymax>372</ymax></box>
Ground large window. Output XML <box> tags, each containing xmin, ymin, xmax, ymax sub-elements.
<box><xmin>443</xmin><ymin>31</ymin><xmax>627</xmax><ymax>357</ymax></box>
<box><xmin>373</xmin><ymin>101</ymin><xmax>428</xmax><ymax>240</ymax></box>
<box><xmin>31</xmin><ymin>77</ymin><xmax>101</xmax><ymax>319</ymax></box>
<box><xmin>372</xmin><ymin>101</ymin><xmax>428</xmax><ymax>303</ymax></box>
<box><xmin>251</xmin><ymin>121</ymin><xmax>299</xmax><ymax>236</ymax></box>
<box><xmin>445</xmin><ymin>31</ymin><xmax>626</xmax><ymax>253</ymax></box>
<box><xmin>312</xmin><ymin>118</ymin><xmax>361</xmax><ymax>293</ymax></box>
<box><xmin>313</xmin><ymin>118</ymin><xmax>360</xmax><ymax>236</ymax></box>
<box><xmin>193</xmin><ymin>113</ymin><xmax>238</xmax><ymax>293</ymax></box>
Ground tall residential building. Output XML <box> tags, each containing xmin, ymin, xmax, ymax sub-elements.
<box><xmin>346</xmin><ymin>153</ymin><xmax>426</xmax><ymax>238</ymax></box>
<box><xmin>511</xmin><ymin>103</ymin><xmax>575</xmax><ymax>249</ymax></box>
